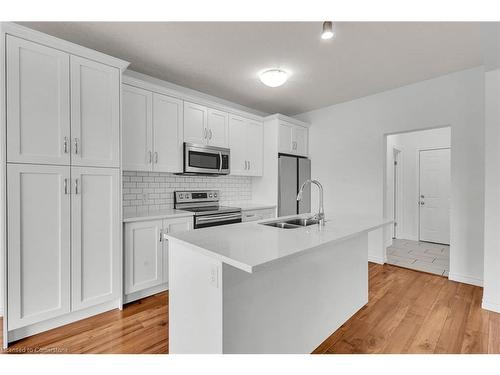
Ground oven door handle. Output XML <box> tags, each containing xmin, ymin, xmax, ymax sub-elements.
<box><xmin>196</xmin><ymin>213</ymin><xmax>242</xmax><ymax>224</ymax></box>
<box><xmin>218</xmin><ymin>152</ymin><xmax>223</xmax><ymax>173</ymax></box>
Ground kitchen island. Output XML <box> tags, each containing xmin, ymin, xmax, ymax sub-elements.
<box><xmin>166</xmin><ymin>214</ymin><xmax>391</xmax><ymax>353</ymax></box>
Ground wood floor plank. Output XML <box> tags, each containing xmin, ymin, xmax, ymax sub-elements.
<box><xmin>1</xmin><ymin>264</ymin><xmax>500</xmax><ymax>354</ymax></box>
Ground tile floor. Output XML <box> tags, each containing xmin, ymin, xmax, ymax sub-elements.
<box><xmin>386</xmin><ymin>238</ymin><xmax>450</xmax><ymax>277</ymax></box>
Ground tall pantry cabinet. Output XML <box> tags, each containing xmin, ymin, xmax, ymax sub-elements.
<box><xmin>1</xmin><ymin>24</ymin><xmax>129</xmax><ymax>346</ymax></box>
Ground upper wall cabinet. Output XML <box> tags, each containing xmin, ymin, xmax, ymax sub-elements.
<box><xmin>70</xmin><ymin>56</ymin><xmax>120</xmax><ymax>168</ymax></box>
<box><xmin>6</xmin><ymin>35</ymin><xmax>121</xmax><ymax>168</ymax></box>
<box><xmin>122</xmin><ymin>84</ymin><xmax>183</xmax><ymax>173</ymax></box>
<box><xmin>278</xmin><ymin>121</ymin><xmax>309</xmax><ymax>157</ymax></box>
<box><xmin>6</xmin><ymin>36</ymin><xmax>71</xmax><ymax>165</ymax></box>
<box><xmin>184</xmin><ymin>101</ymin><xmax>229</xmax><ymax>147</ymax></box>
<box><xmin>229</xmin><ymin>115</ymin><xmax>263</xmax><ymax>176</ymax></box>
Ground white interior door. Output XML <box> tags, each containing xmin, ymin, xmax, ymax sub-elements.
<box><xmin>71</xmin><ymin>167</ymin><xmax>120</xmax><ymax>311</ymax></box>
<box><xmin>419</xmin><ymin>148</ymin><xmax>451</xmax><ymax>244</ymax></box>
<box><xmin>70</xmin><ymin>56</ymin><xmax>120</xmax><ymax>168</ymax></box>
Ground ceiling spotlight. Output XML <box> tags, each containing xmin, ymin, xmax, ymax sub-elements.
<box><xmin>321</xmin><ymin>21</ymin><xmax>334</xmax><ymax>40</ymax></box>
<box><xmin>259</xmin><ymin>69</ymin><xmax>289</xmax><ymax>88</ymax></box>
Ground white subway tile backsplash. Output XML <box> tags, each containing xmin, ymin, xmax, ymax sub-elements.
<box><xmin>122</xmin><ymin>171</ymin><xmax>252</xmax><ymax>215</ymax></box>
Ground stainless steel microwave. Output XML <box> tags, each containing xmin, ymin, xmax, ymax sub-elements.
<box><xmin>183</xmin><ymin>143</ymin><xmax>230</xmax><ymax>175</ymax></box>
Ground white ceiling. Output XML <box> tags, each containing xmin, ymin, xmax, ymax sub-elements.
<box><xmin>20</xmin><ymin>22</ymin><xmax>483</xmax><ymax>116</ymax></box>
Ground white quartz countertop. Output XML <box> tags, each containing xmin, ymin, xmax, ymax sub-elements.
<box><xmin>123</xmin><ymin>209</ymin><xmax>194</xmax><ymax>223</ymax></box>
<box><xmin>166</xmin><ymin>213</ymin><xmax>392</xmax><ymax>273</ymax></box>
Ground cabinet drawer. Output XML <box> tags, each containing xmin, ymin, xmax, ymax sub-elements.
<box><xmin>242</xmin><ymin>208</ymin><xmax>276</xmax><ymax>222</ymax></box>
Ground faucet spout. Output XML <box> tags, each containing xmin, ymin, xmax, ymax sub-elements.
<box><xmin>297</xmin><ymin>179</ymin><xmax>325</xmax><ymax>226</ymax></box>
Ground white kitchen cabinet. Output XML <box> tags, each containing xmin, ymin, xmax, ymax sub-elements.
<box><xmin>242</xmin><ymin>208</ymin><xmax>276</xmax><ymax>222</ymax></box>
<box><xmin>122</xmin><ymin>85</ymin><xmax>183</xmax><ymax>173</ymax></box>
<box><xmin>70</xmin><ymin>56</ymin><xmax>120</xmax><ymax>168</ymax></box>
<box><xmin>229</xmin><ymin>115</ymin><xmax>263</xmax><ymax>176</ymax></box>
<box><xmin>124</xmin><ymin>220</ymin><xmax>164</xmax><ymax>294</ymax></box>
<box><xmin>7</xmin><ymin>164</ymin><xmax>71</xmax><ymax>330</ymax></box>
<box><xmin>124</xmin><ymin>216</ymin><xmax>193</xmax><ymax>302</ymax></box>
<box><xmin>184</xmin><ymin>101</ymin><xmax>208</xmax><ymax>145</ymax></box>
<box><xmin>122</xmin><ymin>84</ymin><xmax>153</xmax><ymax>171</ymax></box>
<box><xmin>161</xmin><ymin>217</ymin><xmax>194</xmax><ymax>284</ymax></box>
<box><xmin>152</xmin><ymin>93</ymin><xmax>183</xmax><ymax>172</ymax></box>
<box><xmin>71</xmin><ymin>167</ymin><xmax>120</xmax><ymax>311</ymax></box>
<box><xmin>207</xmin><ymin>108</ymin><xmax>229</xmax><ymax>147</ymax></box>
<box><xmin>278</xmin><ymin>121</ymin><xmax>308</xmax><ymax>157</ymax></box>
<box><xmin>184</xmin><ymin>101</ymin><xmax>229</xmax><ymax>147</ymax></box>
<box><xmin>6</xmin><ymin>36</ymin><xmax>71</xmax><ymax>165</ymax></box>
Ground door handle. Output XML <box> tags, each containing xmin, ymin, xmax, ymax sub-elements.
<box><xmin>209</xmin><ymin>129</ymin><xmax>213</xmax><ymax>139</ymax></box>
<box><xmin>64</xmin><ymin>178</ymin><xmax>68</xmax><ymax>194</ymax></box>
<box><xmin>244</xmin><ymin>161</ymin><xmax>247</xmax><ymax>170</ymax></box>
<box><xmin>248</xmin><ymin>160</ymin><xmax>250</xmax><ymax>170</ymax></box>
<box><xmin>218</xmin><ymin>152</ymin><xmax>223</xmax><ymax>173</ymax></box>
<box><xmin>63</xmin><ymin>137</ymin><xmax>69</xmax><ymax>154</ymax></box>
<box><xmin>203</xmin><ymin>128</ymin><xmax>207</xmax><ymax>139</ymax></box>
<box><xmin>74</xmin><ymin>178</ymin><xmax>80</xmax><ymax>195</ymax></box>
<box><xmin>74</xmin><ymin>138</ymin><xmax>80</xmax><ymax>155</ymax></box>
<box><xmin>148</xmin><ymin>151</ymin><xmax>152</xmax><ymax>164</ymax></box>
<box><xmin>154</xmin><ymin>151</ymin><xmax>158</xmax><ymax>164</ymax></box>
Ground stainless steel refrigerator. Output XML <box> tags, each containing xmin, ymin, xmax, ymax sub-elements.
<box><xmin>278</xmin><ymin>154</ymin><xmax>311</xmax><ymax>216</ymax></box>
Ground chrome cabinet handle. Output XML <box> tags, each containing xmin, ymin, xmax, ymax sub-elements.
<box><xmin>75</xmin><ymin>178</ymin><xmax>80</xmax><ymax>194</ymax></box>
<box><xmin>244</xmin><ymin>161</ymin><xmax>247</xmax><ymax>170</ymax></box>
<box><xmin>148</xmin><ymin>151</ymin><xmax>152</xmax><ymax>164</ymax></box>
<box><xmin>209</xmin><ymin>129</ymin><xmax>213</xmax><ymax>139</ymax></box>
<box><xmin>420</xmin><ymin>195</ymin><xmax>425</xmax><ymax>198</ymax></box>
<box><xmin>248</xmin><ymin>160</ymin><xmax>251</xmax><ymax>170</ymax></box>
<box><xmin>63</xmin><ymin>137</ymin><xmax>69</xmax><ymax>154</ymax></box>
<box><xmin>219</xmin><ymin>152</ymin><xmax>223</xmax><ymax>173</ymax></box>
<box><xmin>154</xmin><ymin>151</ymin><xmax>158</xmax><ymax>163</ymax></box>
<box><xmin>203</xmin><ymin>128</ymin><xmax>207</xmax><ymax>139</ymax></box>
<box><xmin>74</xmin><ymin>138</ymin><xmax>79</xmax><ymax>155</ymax></box>
<box><xmin>420</xmin><ymin>201</ymin><xmax>425</xmax><ymax>206</ymax></box>
<box><xmin>64</xmin><ymin>178</ymin><xmax>68</xmax><ymax>194</ymax></box>
<box><xmin>159</xmin><ymin>229</ymin><xmax>163</xmax><ymax>242</ymax></box>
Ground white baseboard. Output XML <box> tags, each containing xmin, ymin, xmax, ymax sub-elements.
<box><xmin>368</xmin><ymin>255</ymin><xmax>385</xmax><ymax>265</ymax></box>
<box><xmin>482</xmin><ymin>298</ymin><xmax>500</xmax><ymax>313</ymax></box>
<box><xmin>448</xmin><ymin>272</ymin><xmax>483</xmax><ymax>287</ymax></box>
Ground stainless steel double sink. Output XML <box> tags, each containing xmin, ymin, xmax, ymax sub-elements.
<box><xmin>260</xmin><ymin>216</ymin><xmax>319</xmax><ymax>229</ymax></box>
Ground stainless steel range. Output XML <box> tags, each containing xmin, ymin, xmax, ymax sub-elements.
<box><xmin>174</xmin><ymin>190</ymin><xmax>242</xmax><ymax>229</ymax></box>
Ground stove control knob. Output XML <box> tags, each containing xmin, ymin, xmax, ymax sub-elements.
<box><xmin>179</xmin><ymin>194</ymin><xmax>183</xmax><ymax>199</ymax></box>
<box><xmin>214</xmin><ymin>193</ymin><xmax>217</xmax><ymax>198</ymax></box>
<box><xmin>209</xmin><ymin>194</ymin><xmax>213</xmax><ymax>198</ymax></box>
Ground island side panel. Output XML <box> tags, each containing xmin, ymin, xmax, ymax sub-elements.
<box><xmin>168</xmin><ymin>239</ymin><xmax>223</xmax><ymax>353</ymax></box>
<box><xmin>222</xmin><ymin>233</ymin><xmax>369</xmax><ymax>354</ymax></box>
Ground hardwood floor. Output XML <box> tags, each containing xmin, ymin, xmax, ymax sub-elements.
<box><xmin>1</xmin><ymin>263</ymin><xmax>499</xmax><ymax>354</ymax></box>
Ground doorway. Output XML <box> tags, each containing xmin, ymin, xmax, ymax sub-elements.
<box><xmin>385</xmin><ymin>127</ymin><xmax>451</xmax><ymax>277</ymax></box>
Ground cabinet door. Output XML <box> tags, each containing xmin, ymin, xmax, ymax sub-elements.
<box><xmin>124</xmin><ymin>220</ymin><xmax>164</xmax><ymax>294</ymax></box>
<box><xmin>228</xmin><ymin>115</ymin><xmax>248</xmax><ymax>176</ymax></box>
<box><xmin>153</xmin><ymin>93</ymin><xmax>183</xmax><ymax>173</ymax></box>
<box><xmin>122</xmin><ymin>85</ymin><xmax>153</xmax><ymax>171</ymax></box>
<box><xmin>6</xmin><ymin>36</ymin><xmax>70</xmax><ymax>165</ymax></box>
<box><xmin>162</xmin><ymin>217</ymin><xmax>193</xmax><ymax>284</ymax></box>
<box><xmin>207</xmin><ymin>108</ymin><xmax>229</xmax><ymax>147</ymax></box>
<box><xmin>278</xmin><ymin>122</ymin><xmax>294</xmax><ymax>154</ymax></box>
<box><xmin>246</xmin><ymin>120</ymin><xmax>264</xmax><ymax>176</ymax></box>
<box><xmin>70</xmin><ymin>56</ymin><xmax>120</xmax><ymax>168</ymax></box>
<box><xmin>71</xmin><ymin>167</ymin><xmax>120</xmax><ymax>311</ymax></box>
<box><xmin>7</xmin><ymin>164</ymin><xmax>71</xmax><ymax>330</ymax></box>
<box><xmin>184</xmin><ymin>101</ymin><xmax>208</xmax><ymax>145</ymax></box>
<box><xmin>293</xmin><ymin>125</ymin><xmax>309</xmax><ymax>156</ymax></box>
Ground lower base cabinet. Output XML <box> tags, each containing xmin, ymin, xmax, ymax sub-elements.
<box><xmin>124</xmin><ymin>216</ymin><xmax>193</xmax><ymax>303</ymax></box>
<box><xmin>6</xmin><ymin>163</ymin><xmax>120</xmax><ymax>332</ymax></box>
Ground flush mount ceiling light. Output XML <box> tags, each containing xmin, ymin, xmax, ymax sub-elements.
<box><xmin>259</xmin><ymin>69</ymin><xmax>289</xmax><ymax>88</ymax></box>
<box><xmin>321</xmin><ymin>21</ymin><xmax>335</xmax><ymax>40</ymax></box>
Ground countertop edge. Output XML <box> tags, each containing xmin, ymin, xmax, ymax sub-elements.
<box><xmin>123</xmin><ymin>211</ymin><xmax>194</xmax><ymax>223</ymax></box>
<box><xmin>166</xmin><ymin>219</ymin><xmax>392</xmax><ymax>274</ymax></box>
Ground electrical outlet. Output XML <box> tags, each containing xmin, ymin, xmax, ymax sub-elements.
<box><xmin>210</xmin><ymin>265</ymin><xmax>219</xmax><ymax>288</ymax></box>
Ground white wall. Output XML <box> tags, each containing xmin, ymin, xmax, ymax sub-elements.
<box><xmin>296</xmin><ymin>67</ymin><xmax>485</xmax><ymax>285</ymax></box>
<box><xmin>483</xmin><ymin>68</ymin><xmax>500</xmax><ymax>311</ymax></box>
<box><xmin>386</xmin><ymin>127</ymin><xmax>451</xmax><ymax>242</ymax></box>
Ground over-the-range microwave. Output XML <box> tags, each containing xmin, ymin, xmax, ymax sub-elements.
<box><xmin>181</xmin><ymin>142</ymin><xmax>230</xmax><ymax>176</ymax></box>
